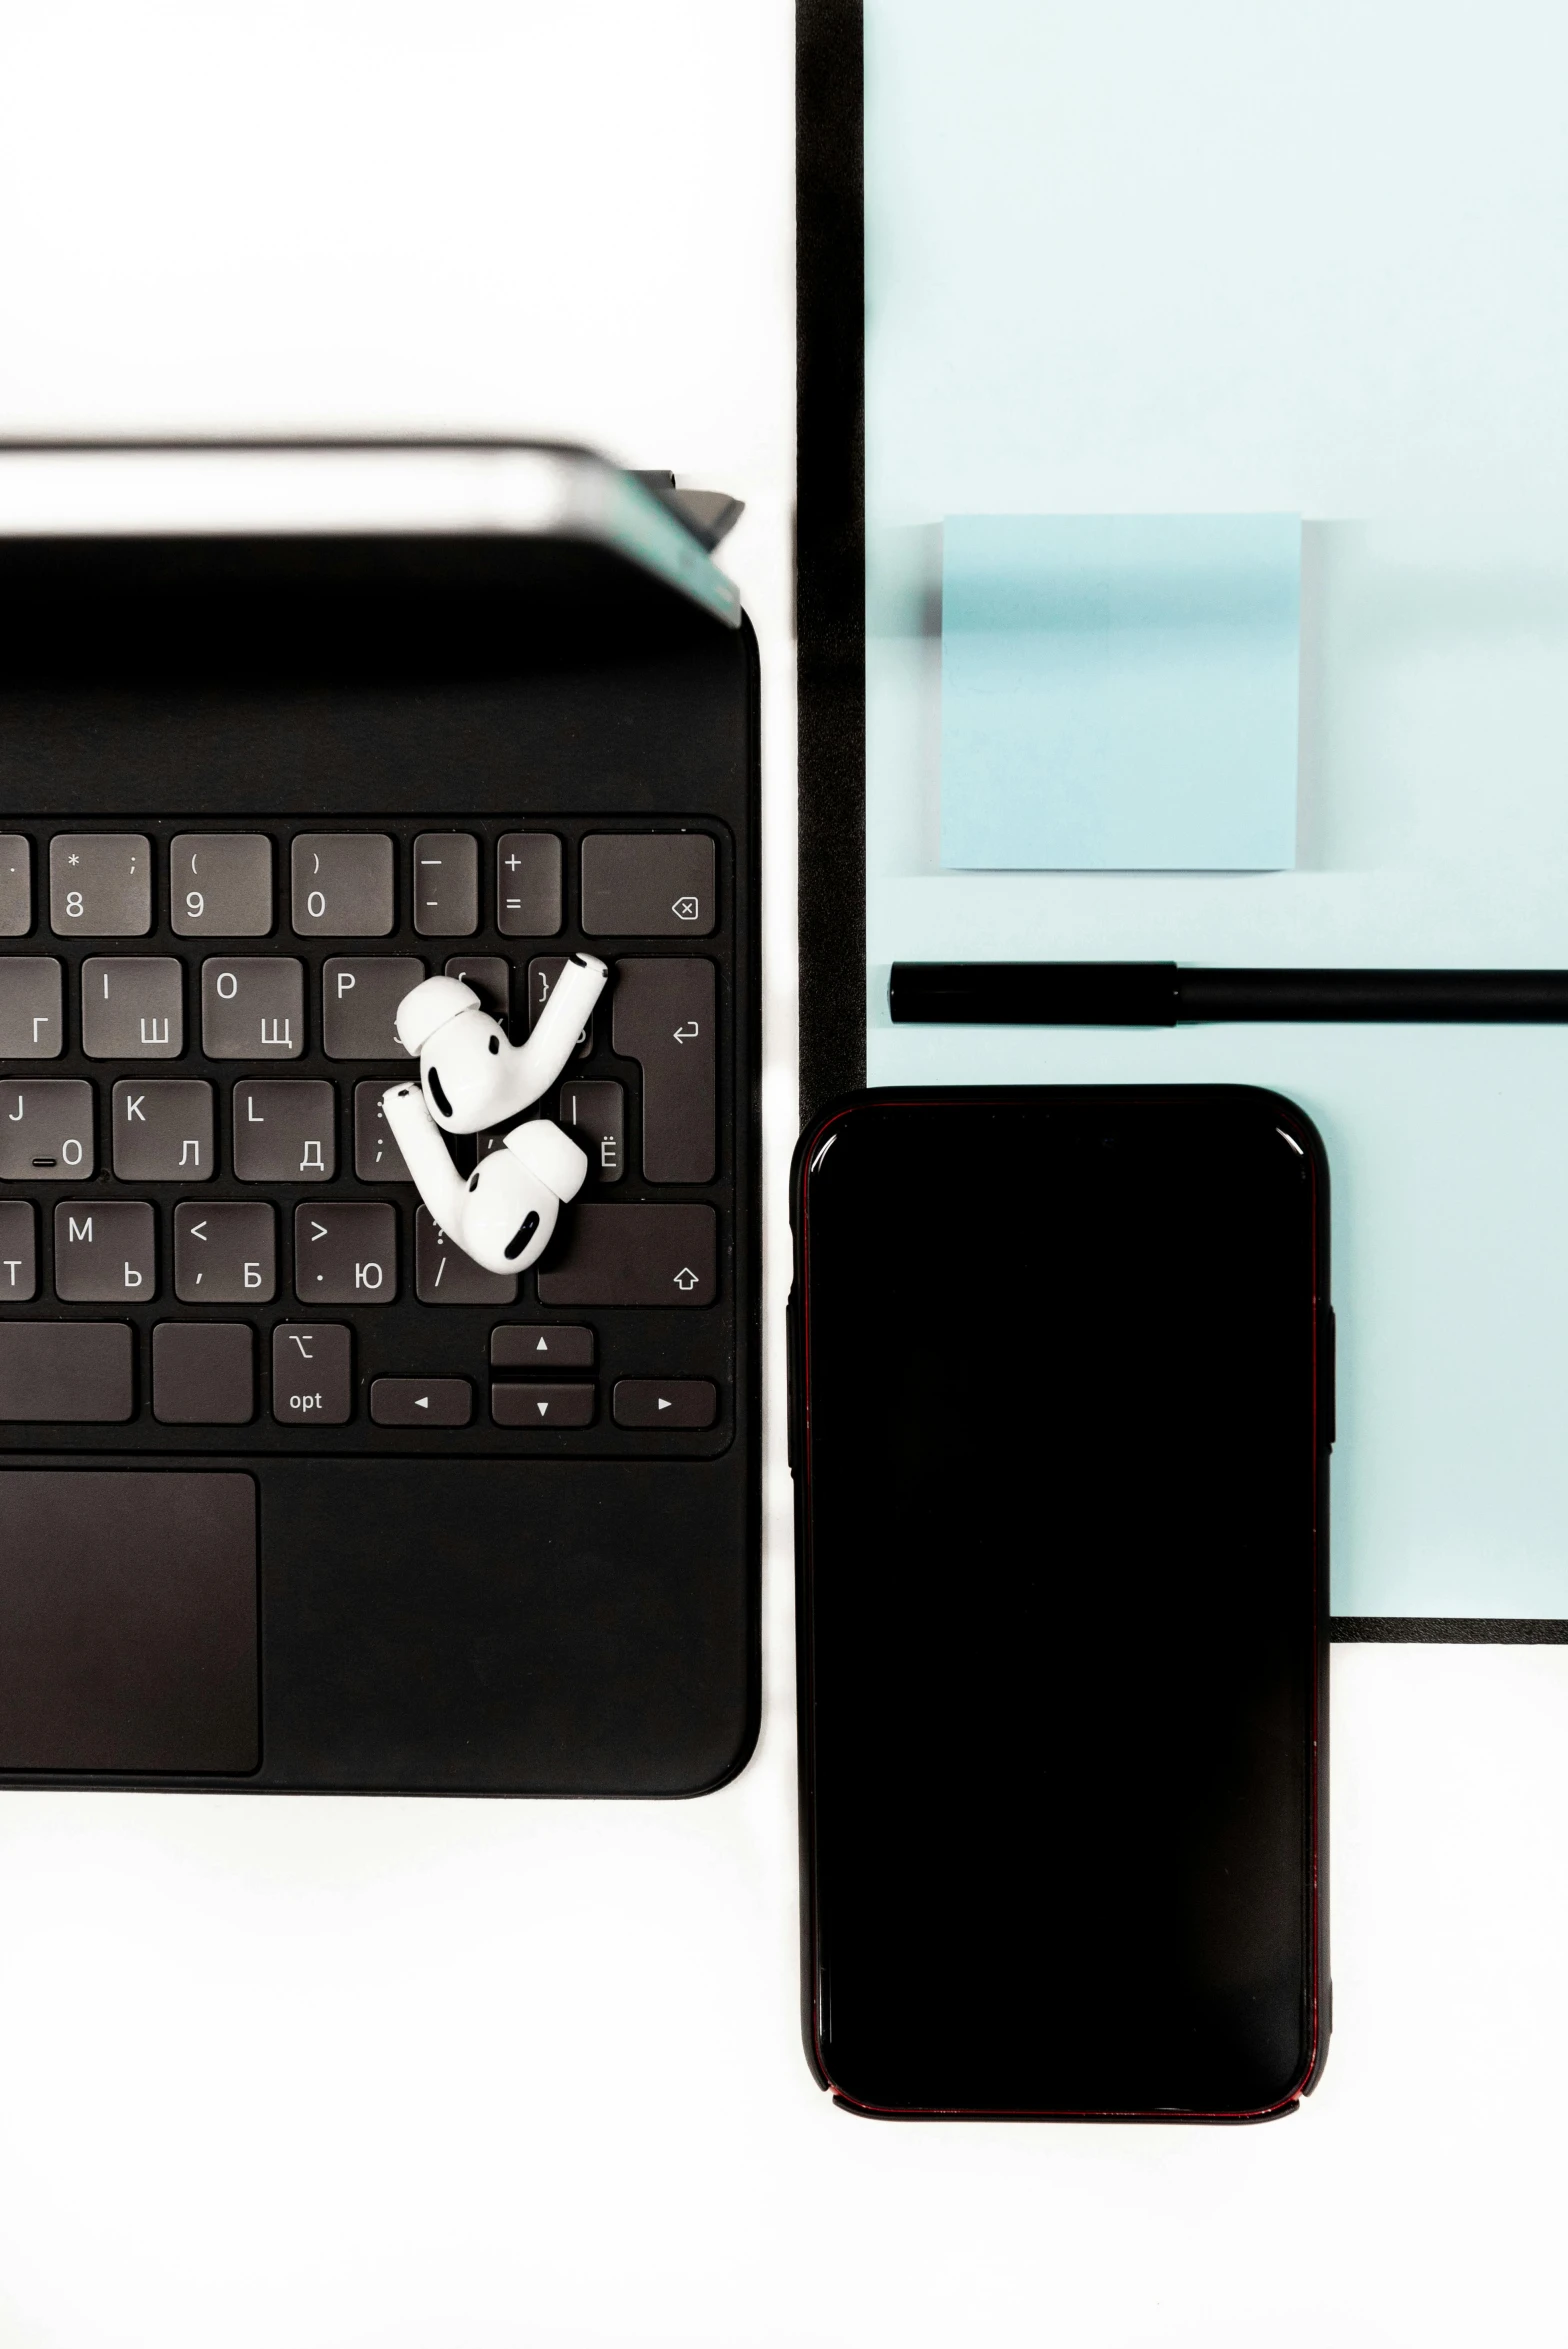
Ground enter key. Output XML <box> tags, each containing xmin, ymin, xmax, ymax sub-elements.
<box><xmin>611</xmin><ymin>958</ymin><xmax>716</xmax><ymax>1184</ymax></box>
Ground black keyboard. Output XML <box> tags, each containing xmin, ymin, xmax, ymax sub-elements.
<box><xmin>0</xmin><ymin>500</ymin><xmax>759</xmax><ymax>1794</ymax></box>
<box><xmin>0</xmin><ymin>816</ymin><xmax>736</xmax><ymax>1456</ymax></box>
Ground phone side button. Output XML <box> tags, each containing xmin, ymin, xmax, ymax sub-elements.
<box><xmin>785</xmin><ymin>1286</ymin><xmax>796</xmax><ymax>1474</ymax></box>
<box><xmin>1323</xmin><ymin>1308</ymin><xmax>1336</xmax><ymax>1451</ymax></box>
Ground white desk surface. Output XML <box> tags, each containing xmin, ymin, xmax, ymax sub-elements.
<box><xmin>0</xmin><ymin>8</ymin><xmax>1564</xmax><ymax>2345</ymax></box>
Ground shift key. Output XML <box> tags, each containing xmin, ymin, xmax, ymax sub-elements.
<box><xmin>536</xmin><ymin>1204</ymin><xmax>716</xmax><ymax>1307</ymax></box>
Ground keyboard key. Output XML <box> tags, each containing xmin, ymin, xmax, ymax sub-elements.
<box><xmin>174</xmin><ymin>1201</ymin><xmax>276</xmax><ymax>1303</ymax></box>
<box><xmin>295</xmin><ymin>1202</ymin><xmax>397</xmax><ymax>1304</ymax></box>
<box><xmin>202</xmin><ymin>957</ymin><xmax>305</xmax><ymax>1059</ymax></box>
<box><xmin>527</xmin><ymin>958</ymin><xmax>593</xmax><ymax>1059</ymax></box>
<box><xmin>0</xmin><ymin>837</ymin><xmax>31</xmax><ymax>936</ymax></box>
<box><xmin>444</xmin><ymin>954</ymin><xmax>509</xmax><ymax>1022</ymax></box>
<box><xmin>536</xmin><ymin>1204</ymin><xmax>716</xmax><ymax>1307</ymax></box>
<box><xmin>81</xmin><ymin>957</ymin><xmax>183</xmax><ymax>1059</ymax></box>
<box><xmin>0</xmin><ymin>1079</ymin><xmax>93</xmax><ymax>1179</ymax></box>
<box><xmin>54</xmin><ymin>1199</ymin><xmax>156</xmax><ymax>1302</ymax></box>
<box><xmin>415</xmin><ymin>1206</ymin><xmax>517</xmax><ymax>1303</ymax></box>
<box><xmin>354</xmin><ymin>1081</ymin><xmax>414</xmax><ymax>1181</ymax></box>
<box><xmin>233</xmin><ymin>1080</ymin><xmax>336</xmax><ymax>1181</ymax></box>
<box><xmin>291</xmin><ymin>834</ymin><xmax>394</xmax><ymax>937</ymax></box>
<box><xmin>112</xmin><ymin>1079</ymin><xmax>214</xmax><ymax>1181</ymax></box>
<box><xmin>496</xmin><ymin>833</ymin><xmax>562</xmax><ymax>936</ymax></box>
<box><xmin>370</xmin><ymin>1377</ymin><xmax>473</xmax><ymax>1427</ymax></box>
<box><xmin>611</xmin><ymin>959</ymin><xmax>715</xmax><ymax>1182</ymax></box>
<box><xmin>613</xmin><ymin>1378</ymin><xmax>717</xmax><ymax>1429</ymax></box>
<box><xmin>0</xmin><ymin>1201</ymin><xmax>36</xmax><ymax>1299</ymax></box>
<box><xmin>323</xmin><ymin>957</ymin><xmax>423</xmax><ymax>1059</ymax></box>
<box><xmin>413</xmin><ymin>834</ymin><xmax>479</xmax><ymax>937</ymax></box>
<box><xmin>0</xmin><ymin>1322</ymin><xmax>133</xmax><ymax>1422</ymax></box>
<box><xmin>558</xmin><ymin>1079</ymin><xmax>625</xmax><ymax>1182</ymax></box>
<box><xmin>49</xmin><ymin>834</ymin><xmax>152</xmax><ymax>937</ymax></box>
<box><xmin>491</xmin><ymin>1382</ymin><xmax>595</xmax><ymax>1428</ymax></box>
<box><xmin>271</xmin><ymin>1322</ymin><xmax>353</xmax><ymax>1425</ymax></box>
<box><xmin>152</xmin><ymin>1323</ymin><xmax>255</xmax><ymax>1425</ymax></box>
<box><xmin>0</xmin><ymin>958</ymin><xmax>62</xmax><ymax>1057</ymax></box>
<box><xmin>490</xmin><ymin>1324</ymin><xmax>594</xmax><ymax>1369</ymax></box>
<box><xmin>170</xmin><ymin>834</ymin><xmax>274</xmax><ymax>937</ymax></box>
<box><xmin>580</xmin><ymin>833</ymin><xmax>715</xmax><ymax>937</ymax></box>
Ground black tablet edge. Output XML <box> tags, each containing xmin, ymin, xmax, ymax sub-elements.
<box><xmin>797</xmin><ymin>0</ymin><xmax>867</xmax><ymax>1120</ymax></box>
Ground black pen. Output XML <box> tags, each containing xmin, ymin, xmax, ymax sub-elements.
<box><xmin>889</xmin><ymin>962</ymin><xmax>1568</xmax><ymax>1026</ymax></box>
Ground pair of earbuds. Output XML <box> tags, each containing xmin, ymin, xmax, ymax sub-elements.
<box><xmin>382</xmin><ymin>955</ymin><xmax>608</xmax><ymax>1275</ymax></box>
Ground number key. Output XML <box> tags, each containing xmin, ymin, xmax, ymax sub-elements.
<box><xmin>50</xmin><ymin>835</ymin><xmax>151</xmax><ymax>936</ymax></box>
<box><xmin>291</xmin><ymin>835</ymin><xmax>394</xmax><ymax>937</ymax></box>
<box><xmin>171</xmin><ymin>835</ymin><xmax>274</xmax><ymax>937</ymax></box>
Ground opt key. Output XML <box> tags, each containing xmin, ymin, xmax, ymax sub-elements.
<box><xmin>611</xmin><ymin>958</ymin><xmax>715</xmax><ymax>1182</ymax></box>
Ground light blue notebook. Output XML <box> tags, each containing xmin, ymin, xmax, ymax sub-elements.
<box><xmin>940</xmin><ymin>514</ymin><xmax>1300</xmax><ymax>871</ymax></box>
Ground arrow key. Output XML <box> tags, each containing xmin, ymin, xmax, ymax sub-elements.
<box><xmin>613</xmin><ymin>1379</ymin><xmax>717</xmax><ymax>1430</ymax></box>
<box><xmin>491</xmin><ymin>1382</ymin><xmax>596</xmax><ymax>1429</ymax></box>
<box><xmin>371</xmin><ymin>1377</ymin><xmax>472</xmax><ymax>1428</ymax></box>
<box><xmin>490</xmin><ymin>1324</ymin><xmax>595</xmax><ymax>1369</ymax></box>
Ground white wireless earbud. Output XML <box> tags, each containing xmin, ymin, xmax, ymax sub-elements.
<box><xmin>394</xmin><ymin>954</ymin><xmax>609</xmax><ymax>1135</ymax></box>
<box><xmin>382</xmin><ymin>1083</ymin><xmax>588</xmax><ymax>1277</ymax></box>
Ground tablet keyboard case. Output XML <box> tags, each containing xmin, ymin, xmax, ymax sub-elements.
<box><xmin>0</xmin><ymin>521</ymin><xmax>760</xmax><ymax>1794</ymax></box>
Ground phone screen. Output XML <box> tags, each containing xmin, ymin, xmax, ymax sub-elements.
<box><xmin>793</xmin><ymin>1088</ymin><xmax>1328</xmax><ymax>2119</ymax></box>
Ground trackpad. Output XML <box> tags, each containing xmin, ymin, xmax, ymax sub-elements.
<box><xmin>0</xmin><ymin>1472</ymin><xmax>258</xmax><ymax>1773</ymax></box>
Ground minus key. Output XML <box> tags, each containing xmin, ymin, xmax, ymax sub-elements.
<box><xmin>370</xmin><ymin>1377</ymin><xmax>472</xmax><ymax>1427</ymax></box>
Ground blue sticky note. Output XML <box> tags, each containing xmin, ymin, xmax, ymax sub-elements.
<box><xmin>939</xmin><ymin>515</ymin><xmax>1301</xmax><ymax>869</ymax></box>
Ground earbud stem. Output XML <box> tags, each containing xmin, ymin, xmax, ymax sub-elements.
<box><xmin>501</xmin><ymin>955</ymin><xmax>607</xmax><ymax>1120</ymax></box>
<box><xmin>381</xmin><ymin>1083</ymin><xmax>469</xmax><ymax>1228</ymax></box>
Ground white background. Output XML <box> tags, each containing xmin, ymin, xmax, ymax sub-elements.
<box><xmin>0</xmin><ymin>7</ymin><xmax>1564</xmax><ymax>2345</ymax></box>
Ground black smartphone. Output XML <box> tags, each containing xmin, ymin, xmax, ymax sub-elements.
<box><xmin>790</xmin><ymin>1086</ymin><xmax>1331</xmax><ymax>2122</ymax></box>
